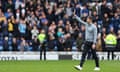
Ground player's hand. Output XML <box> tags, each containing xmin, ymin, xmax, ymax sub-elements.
<box><xmin>92</xmin><ymin>44</ymin><xmax>96</xmax><ymax>49</ymax></box>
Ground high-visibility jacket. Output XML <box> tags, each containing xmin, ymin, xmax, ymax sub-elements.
<box><xmin>105</xmin><ymin>34</ymin><xmax>117</xmax><ymax>45</ymax></box>
<box><xmin>37</xmin><ymin>33</ymin><xmax>46</xmax><ymax>43</ymax></box>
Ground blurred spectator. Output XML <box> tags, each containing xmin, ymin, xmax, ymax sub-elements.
<box><xmin>105</xmin><ymin>28</ymin><xmax>117</xmax><ymax>60</ymax></box>
<box><xmin>48</xmin><ymin>21</ymin><xmax>56</xmax><ymax>35</ymax></box>
<box><xmin>76</xmin><ymin>33</ymin><xmax>84</xmax><ymax>51</ymax></box>
<box><xmin>31</xmin><ymin>26</ymin><xmax>39</xmax><ymax>39</ymax></box>
<box><xmin>65</xmin><ymin>2</ymin><xmax>73</xmax><ymax>17</ymax></box>
<box><xmin>15</xmin><ymin>0</ymin><xmax>22</xmax><ymax>10</ymax></box>
<box><xmin>3</xmin><ymin>36</ymin><xmax>9</xmax><ymax>51</ymax></box>
<box><xmin>101</xmin><ymin>27</ymin><xmax>107</xmax><ymax>51</ymax></box>
<box><xmin>81</xmin><ymin>4</ymin><xmax>89</xmax><ymax>17</ymax></box>
<box><xmin>47</xmin><ymin>34</ymin><xmax>56</xmax><ymax>51</ymax></box>
<box><xmin>19</xmin><ymin>37</ymin><xmax>29</xmax><ymax>51</ymax></box>
<box><xmin>0</xmin><ymin>9</ymin><xmax>6</xmax><ymax>22</ymax></box>
<box><xmin>32</xmin><ymin>36</ymin><xmax>39</xmax><ymax>51</ymax></box>
<box><xmin>92</xmin><ymin>11</ymin><xmax>99</xmax><ymax>23</ymax></box>
<box><xmin>112</xmin><ymin>13</ymin><xmax>120</xmax><ymax>34</ymax></box>
<box><xmin>4</xmin><ymin>8</ymin><xmax>13</xmax><ymax>19</ymax></box>
<box><xmin>12</xmin><ymin>37</ymin><xmax>18</xmax><ymax>51</ymax></box>
<box><xmin>96</xmin><ymin>33</ymin><xmax>102</xmax><ymax>51</ymax></box>
<box><xmin>64</xmin><ymin>33</ymin><xmax>72</xmax><ymax>51</ymax></box>
<box><xmin>57</xmin><ymin>27</ymin><xmax>64</xmax><ymax>38</ymax></box>
<box><xmin>8</xmin><ymin>18</ymin><xmax>14</xmax><ymax>34</ymax></box>
<box><xmin>102</xmin><ymin>13</ymin><xmax>110</xmax><ymax>33</ymax></box>
<box><xmin>116</xmin><ymin>30</ymin><xmax>120</xmax><ymax>51</ymax></box>
<box><xmin>18</xmin><ymin>19</ymin><xmax>26</xmax><ymax>38</ymax></box>
<box><xmin>37</xmin><ymin>29</ymin><xmax>46</xmax><ymax>60</ymax></box>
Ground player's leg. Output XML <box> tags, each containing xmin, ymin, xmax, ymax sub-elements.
<box><xmin>91</xmin><ymin>47</ymin><xmax>100</xmax><ymax>71</ymax></box>
<box><xmin>74</xmin><ymin>42</ymin><xmax>90</xmax><ymax>70</ymax></box>
<box><xmin>80</xmin><ymin>43</ymin><xmax>90</xmax><ymax>67</ymax></box>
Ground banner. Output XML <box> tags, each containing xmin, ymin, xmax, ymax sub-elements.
<box><xmin>0</xmin><ymin>52</ymin><xmax>120</xmax><ymax>60</ymax></box>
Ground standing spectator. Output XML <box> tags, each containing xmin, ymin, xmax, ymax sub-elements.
<box><xmin>31</xmin><ymin>26</ymin><xmax>39</xmax><ymax>39</ymax></box>
<box><xmin>105</xmin><ymin>27</ymin><xmax>117</xmax><ymax>60</ymax></box>
<box><xmin>57</xmin><ymin>28</ymin><xmax>64</xmax><ymax>38</ymax></box>
<box><xmin>65</xmin><ymin>2</ymin><xmax>73</xmax><ymax>17</ymax></box>
<box><xmin>107</xmin><ymin>3</ymin><xmax>115</xmax><ymax>18</ymax></box>
<box><xmin>5</xmin><ymin>0</ymin><xmax>15</xmax><ymax>13</ymax></box>
<box><xmin>102</xmin><ymin>13</ymin><xmax>110</xmax><ymax>33</ymax></box>
<box><xmin>47</xmin><ymin>9</ymin><xmax>55</xmax><ymax>24</ymax></box>
<box><xmin>32</xmin><ymin>36</ymin><xmax>39</xmax><ymax>51</ymax></box>
<box><xmin>12</xmin><ymin>37</ymin><xmax>18</xmax><ymax>51</ymax></box>
<box><xmin>116</xmin><ymin>30</ymin><xmax>120</xmax><ymax>51</ymax></box>
<box><xmin>92</xmin><ymin>11</ymin><xmax>99</xmax><ymax>23</ymax></box>
<box><xmin>3</xmin><ymin>36</ymin><xmax>9</xmax><ymax>51</ymax></box>
<box><xmin>101</xmin><ymin>0</ymin><xmax>108</xmax><ymax>16</ymax></box>
<box><xmin>8</xmin><ymin>18</ymin><xmax>14</xmax><ymax>34</ymax></box>
<box><xmin>19</xmin><ymin>38</ymin><xmax>29</xmax><ymax>51</ymax></box>
<box><xmin>76</xmin><ymin>33</ymin><xmax>84</xmax><ymax>51</ymax></box>
<box><xmin>64</xmin><ymin>33</ymin><xmax>73</xmax><ymax>51</ymax></box>
<box><xmin>47</xmin><ymin>34</ymin><xmax>56</xmax><ymax>51</ymax></box>
<box><xmin>101</xmin><ymin>28</ymin><xmax>107</xmax><ymax>51</ymax></box>
<box><xmin>18</xmin><ymin>19</ymin><xmax>26</xmax><ymax>38</ymax></box>
<box><xmin>65</xmin><ymin>20</ymin><xmax>73</xmax><ymax>34</ymax></box>
<box><xmin>75</xmin><ymin>4</ymin><xmax>81</xmax><ymax>17</ymax></box>
<box><xmin>4</xmin><ymin>8</ymin><xmax>13</xmax><ymax>19</ymax></box>
<box><xmin>0</xmin><ymin>9</ymin><xmax>6</xmax><ymax>22</ymax></box>
<box><xmin>15</xmin><ymin>0</ymin><xmax>22</xmax><ymax>10</ymax></box>
<box><xmin>48</xmin><ymin>21</ymin><xmax>56</xmax><ymax>35</ymax></box>
<box><xmin>112</xmin><ymin>13</ymin><xmax>120</xmax><ymax>34</ymax></box>
<box><xmin>81</xmin><ymin>4</ymin><xmax>89</xmax><ymax>17</ymax></box>
<box><xmin>37</xmin><ymin>29</ymin><xmax>46</xmax><ymax>60</ymax></box>
<box><xmin>13</xmin><ymin>19</ymin><xmax>19</xmax><ymax>37</ymax></box>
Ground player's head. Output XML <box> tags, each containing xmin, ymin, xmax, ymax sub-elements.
<box><xmin>86</xmin><ymin>16</ymin><xmax>92</xmax><ymax>24</ymax></box>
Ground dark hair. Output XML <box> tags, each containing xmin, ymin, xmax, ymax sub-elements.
<box><xmin>87</xmin><ymin>16</ymin><xmax>93</xmax><ymax>22</ymax></box>
<box><xmin>87</xmin><ymin>16</ymin><xmax>92</xmax><ymax>20</ymax></box>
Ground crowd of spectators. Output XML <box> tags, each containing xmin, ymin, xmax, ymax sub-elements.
<box><xmin>0</xmin><ymin>0</ymin><xmax>120</xmax><ymax>51</ymax></box>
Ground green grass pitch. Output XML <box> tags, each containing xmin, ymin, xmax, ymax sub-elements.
<box><xmin>0</xmin><ymin>60</ymin><xmax>120</xmax><ymax>72</ymax></box>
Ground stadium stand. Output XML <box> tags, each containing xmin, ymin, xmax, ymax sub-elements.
<box><xmin>0</xmin><ymin>0</ymin><xmax>120</xmax><ymax>51</ymax></box>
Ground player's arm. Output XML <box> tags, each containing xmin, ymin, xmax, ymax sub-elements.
<box><xmin>73</xmin><ymin>15</ymin><xmax>88</xmax><ymax>25</ymax></box>
<box><xmin>93</xmin><ymin>26</ymin><xmax>97</xmax><ymax>44</ymax></box>
<box><xmin>92</xmin><ymin>25</ymin><xmax>97</xmax><ymax>49</ymax></box>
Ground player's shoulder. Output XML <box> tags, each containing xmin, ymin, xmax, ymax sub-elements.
<box><xmin>92</xmin><ymin>24</ymin><xmax>97</xmax><ymax>28</ymax></box>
